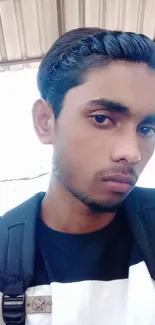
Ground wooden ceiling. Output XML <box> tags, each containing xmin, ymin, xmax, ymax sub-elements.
<box><xmin>0</xmin><ymin>0</ymin><xmax>155</xmax><ymax>71</ymax></box>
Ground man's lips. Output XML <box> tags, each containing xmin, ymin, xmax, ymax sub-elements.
<box><xmin>102</xmin><ymin>174</ymin><xmax>136</xmax><ymax>185</ymax></box>
<box><xmin>101</xmin><ymin>174</ymin><xmax>136</xmax><ymax>193</ymax></box>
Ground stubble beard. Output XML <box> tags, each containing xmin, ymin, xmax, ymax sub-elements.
<box><xmin>52</xmin><ymin>156</ymin><xmax>121</xmax><ymax>214</ymax></box>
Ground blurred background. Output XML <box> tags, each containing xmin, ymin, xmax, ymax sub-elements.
<box><xmin>0</xmin><ymin>0</ymin><xmax>155</xmax><ymax>215</ymax></box>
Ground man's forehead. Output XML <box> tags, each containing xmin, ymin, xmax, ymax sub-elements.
<box><xmin>64</xmin><ymin>61</ymin><xmax>155</xmax><ymax>117</ymax></box>
<box><xmin>86</xmin><ymin>60</ymin><xmax>155</xmax><ymax>80</ymax></box>
<box><xmin>85</xmin><ymin>61</ymin><xmax>155</xmax><ymax>91</ymax></box>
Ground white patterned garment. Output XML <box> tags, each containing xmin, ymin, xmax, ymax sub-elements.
<box><xmin>1</xmin><ymin>262</ymin><xmax>155</xmax><ymax>325</ymax></box>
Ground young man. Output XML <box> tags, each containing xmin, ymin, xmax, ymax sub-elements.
<box><xmin>1</xmin><ymin>28</ymin><xmax>155</xmax><ymax>325</ymax></box>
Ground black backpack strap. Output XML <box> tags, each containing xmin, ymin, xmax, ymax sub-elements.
<box><xmin>125</xmin><ymin>187</ymin><xmax>155</xmax><ymax>280</ymax></box>
<box><xmin>0</xmin><ymin>192</ymin><xmax>45</xmax><ymax>325</ymax></box>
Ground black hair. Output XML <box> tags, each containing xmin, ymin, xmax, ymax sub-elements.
<box><xmin>37</xmin><ymin>27</ymin><xmax>155</xmax><ymax>118</ymax></box>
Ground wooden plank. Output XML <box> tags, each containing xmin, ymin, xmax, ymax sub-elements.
<box><xmin>0</xmin><ymin>9</ymin><xmax>7</xmax><ymax>62</ymax></box>
<box><xmin>85</xmin><ymin>0</ymin><xmax>100</xmax><ymax>27</ymax></box>
<box><xmin>142</xmin><ymin>0</ymin><xmax>155</xmax><ymax>38</ymax></box>
<box><xmin>123</xmin><ymin>0</ymin><xmax>143</xmax><ymax>33</ymax></box>
<box><xmin>0</xmin><ymin>0</ymin><xmax>21</xmax><ymax>60</ymax></box>
<box><xmin>20</xmin><ymin>0</ymin><xmax>41</xmax><ymax>57</ymax></box>
<box><xmin>64</xmin><ymin>0</ymin><xmax>80</xmax><ymax>32</ymax></box>
<box><xmin>43</xmin><ymin>0</ymin><xmax>59</xmax><ymax>51</ymax></box>
<box><xmin>102</xmin><ymin>0</ymin><xmax>120</xmax><ymax>30</ymax></box>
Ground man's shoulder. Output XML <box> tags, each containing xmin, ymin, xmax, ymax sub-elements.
<box><xmin>132</xmin><ymin>186</ymin><xmax>155</xmax><ymax>198</ymax></box>
<box><xmin>2</xmin><ymin>192</ymin><xmax>45</xmax><ymax>219</ymax></box>
<box><xmin>126</xmin><ymin>186</ymin><xmax>155</xmax><ymax>214</ymax></box>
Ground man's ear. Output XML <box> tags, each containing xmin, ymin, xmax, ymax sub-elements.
<box><xmin>32</xmin><ymin>99</ymin><xmax>55</xmax><ymax>145</ymax></box>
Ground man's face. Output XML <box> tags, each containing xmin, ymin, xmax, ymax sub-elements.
<box><xmin>51</xmin><ymin>61</ymin><xmax>155</xmax><ymax>210</ymax></box>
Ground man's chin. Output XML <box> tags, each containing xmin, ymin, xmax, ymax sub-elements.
<box><xmin>76</xmin><ymin>193</ymin><xmax>122</xmax><ymax>213</ymax></box>
<box><xmin>86</xmin><ymin>201</ymin><xmax>120</xmax><ymax>213</ymax></box>
<box><xmin>66</xmin><ymin>183</ymin><xmax>129</xmax><ymax>213</ymax></box>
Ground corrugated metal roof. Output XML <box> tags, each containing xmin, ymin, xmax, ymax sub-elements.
<box><xmin>0</xmin><ymin>0</ymin><xmax>155</xmax><ymax>72</ymax></box>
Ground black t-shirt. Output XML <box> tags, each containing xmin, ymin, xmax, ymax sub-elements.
<box><xmin>32</xmin><ymin>205</ymin><xmax>132</xmax><ymax>286</ymax></box>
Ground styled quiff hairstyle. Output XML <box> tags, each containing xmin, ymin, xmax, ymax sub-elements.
<box><xmin>37</xmin><ymin>28</ymin><xmax>155</xmax><ymax>118</ymax></box>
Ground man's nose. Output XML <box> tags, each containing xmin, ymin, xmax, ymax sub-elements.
<box><xmin>111</xmin><ymin>134</ymin><xmax>141</xmax><ymax>165</ymax></box>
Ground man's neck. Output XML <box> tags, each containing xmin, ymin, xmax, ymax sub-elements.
<box><xmin>41</xmin><ymin>176</ymin><xmax>116</xmax><ymax>234</ymax></box>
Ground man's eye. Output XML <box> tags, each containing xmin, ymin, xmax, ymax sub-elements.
<box><xmin>139</xmin><ymin>126</ymin><xmax>155</xmax><ymax>137</ymax></box>
<box><xmin>91</xmin><ymin>115</ymin><xmax>113</xmax><ymax>126</ymax></box>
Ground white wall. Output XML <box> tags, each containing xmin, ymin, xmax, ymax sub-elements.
<box><xmin>0</xmin><ymin>69</ymin><xmax>52</xmax><ymax>214</ymax></box>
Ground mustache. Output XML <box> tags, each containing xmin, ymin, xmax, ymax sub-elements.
<box><xmin>97</xmin><ymin>166</ymin><xmax>138</xmax><ymax>182</ymax></box>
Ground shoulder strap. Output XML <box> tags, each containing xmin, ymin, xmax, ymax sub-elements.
<box><xmin>0</xmin><ymin>192</ymin><xmax>45</xmax><ymax>325</ymax></box>
<box><xmin>125</xmin><ymin>187</ymin><xmax>155</xmax><ymax>280</ymax></box>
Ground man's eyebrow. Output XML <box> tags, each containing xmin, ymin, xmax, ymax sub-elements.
<box><xmin>85</xmin><ymin>98</ymin><xmax>155</xmax><ymax>125</ymax></box>
<box><xmin>86</xmin><ymin>98</ymin><xmax>130</xmax><ymax>115</ymax></box>
<box><xmin>141</xmin><ymin>115</ymin><xmax>155</xmax><ymax>125</ymax></box>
